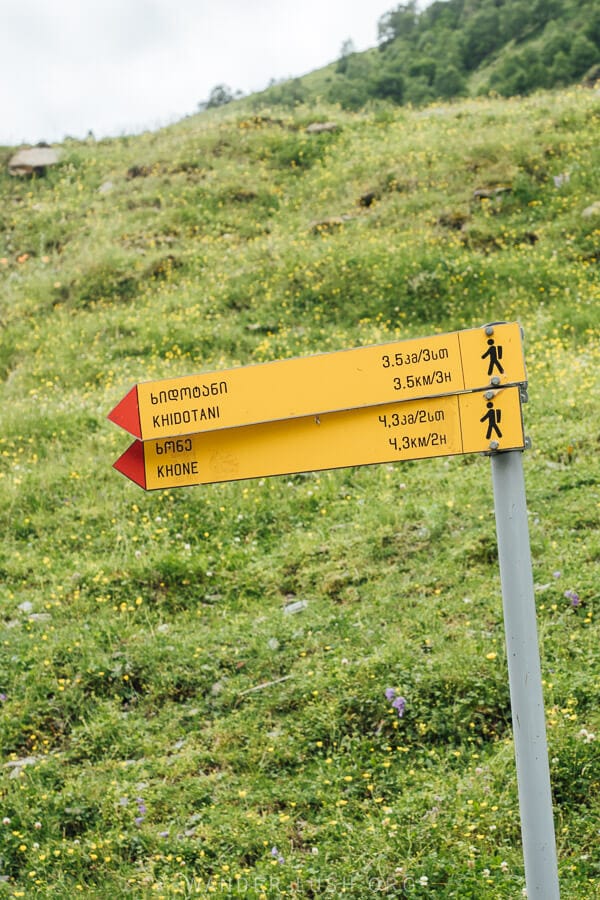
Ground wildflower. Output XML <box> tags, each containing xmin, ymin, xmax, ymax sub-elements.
<box><xmin>0</xmin><ymin>693</ymin><xmax>6</xmax><ymax>702</ymax></box>
<box><xmin>564</xmin><ymin>590</ymin><xmax>580</xmax><ymax>607</ymax></box>
<box><xmin>271</xmin><ymin>846</ymin><xmax>284</xmax><ymax>864</ymax></box>
<box><xmin>134</xmin><ymin>797</ymin><xmax>147</xmax><ymax>827</ymax></box>
<box><xmin>2</xmin><ymin>817</ymin><xmax>10</xmax><ymax>825</ymax></box>
<box><xmin>552</xmin><ymin>571</ymin><xmax>561</xmax><ymax>579</ymax></box>
<box><xmin>419</xmin><ymin>875</ymin><xmax>429</xmax><ymax>886</ymax></box>
<box><xmin>158</xmin><ymin>831</ymin><xmax>169</xmax><ymax>838</ymax></box>
<box><xmin>392</xmin><ymin>696</ymin><xmax>406</xmax><ymax>718</ymax></box>
<box><xmin>385</xmin><ymin>688</ymin><xmax>407</xmax><ymax>717</ymax></box>
<box><xmin>500</xmin><ymin>861</ymin><xmax>509</xmax><ymax>873</ymax></box>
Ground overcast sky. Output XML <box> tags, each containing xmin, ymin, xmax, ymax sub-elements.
<box><xmin>0</xmin><ymin>0</ymin><xmax>410</xmax><ymax>147</ymax></box>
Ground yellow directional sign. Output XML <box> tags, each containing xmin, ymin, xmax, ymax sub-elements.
<box><xmin>108</xmin><ymin>323</ymin><xmax>526</xmax><ymax>441</ymax></box>
<box><xmin>114</xmin><ymin>387</ymin><xmax>525</xmax><ymax>490</ymax></box>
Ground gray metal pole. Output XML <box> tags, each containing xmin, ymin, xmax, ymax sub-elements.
<box><xmin>491</xmin><ymin>450</ymin><xmax>560</xmax><ymax>898</ymax></box>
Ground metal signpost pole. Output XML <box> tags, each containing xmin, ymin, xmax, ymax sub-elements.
<box><xmin>491</xmin><ymin>449</ymin><xmax>560</xmax><ymax>899</ymax></box>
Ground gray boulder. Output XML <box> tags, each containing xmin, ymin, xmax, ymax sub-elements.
<box><xmin>305</xmin><ymin>122</ymin><xmax>340</xmax><ymax>134</ymax></box>
<box><xmin>582</xmin><ymin>201</ymin><xmax>600</xmax><ymax>218</ymax></box>
<box><xmin>8</xmin><ymin>147</ymin><xmax>59</xmax><ymax>176</ymax></box>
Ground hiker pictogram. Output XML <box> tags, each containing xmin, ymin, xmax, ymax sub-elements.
<box><xmin>481</xmin><ymin>400</ymin><xmax>502</xmax><ymax>440</ymax></box>
<box><xmin>482</xmin><ymin>338</ymin><xmax>504</xmax><ymax>376</ymax></box>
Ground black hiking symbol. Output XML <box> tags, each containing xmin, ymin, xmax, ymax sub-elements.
<box><xmin>481</xmin><ymin>338</ymin><xmax>504</xmax><ymax>376</ymax></box>
<box><xmin>481</xmin><ymin>400</ymin><xmax>502</xmax><ymax>440</ymax></box>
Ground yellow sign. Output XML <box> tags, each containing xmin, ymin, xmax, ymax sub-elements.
<box><xmin>113</xmin><ymin>322</ymin><xmax>526</xmax><ymax>441</ymax></box>
<box><xmin>115</xmin><ymin>387</ymin><xmax>525</xmax><ymax>490</ymax></box>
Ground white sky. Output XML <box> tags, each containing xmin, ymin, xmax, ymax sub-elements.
<box><xmin>0</xmin><ymin>0</ymin><xmax>409</xmax><ymax>146</ymax></box>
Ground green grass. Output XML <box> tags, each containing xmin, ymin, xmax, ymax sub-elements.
<box><xmin>0</xmin><ymin>87</ymin><xmax>599</xmax><ymax>898</ymax></box>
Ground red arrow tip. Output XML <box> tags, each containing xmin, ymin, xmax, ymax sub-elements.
<box><xmin>113</xmin><ymin>441</ymin><xmax>147</xmax><ymax>489</ymax></box>
<box><xmin>108</xmin><ymin>386</ymin><xmax>142</xmax><ymax>439</ymax></box>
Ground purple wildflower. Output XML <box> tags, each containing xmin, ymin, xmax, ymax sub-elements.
<box><xmin>392</xmin><ymin>696</ymin><xmax>406</xmax><ymax>718</ymax></box>
<box><xmin>0</xmin><ymin>694</ymin><xmax>6</xmax><ymax>703</ymax></box>
<box><xmin>565</xmin><ymin>590</ymin><xmax>581</xmax><ymax>607</ymax></box>
<box><xmin>385</xmin><ymin>687</ymin><xmax>396</xmax><ymax>702</ymax></box>
<box><xmin>134</xmin><ymin>797</ymin><xmax>147</xmax><ymax>826</ymax></box>
<box><xmin>271</xmin><ymin>846</ymin><xmax>284</xmax><ymax>864</ymax></box>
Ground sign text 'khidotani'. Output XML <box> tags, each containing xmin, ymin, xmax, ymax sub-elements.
<box><xmin>108</xmin><ymin>323</ymin><xmax>526</xmax><ymax>442</ymax></box>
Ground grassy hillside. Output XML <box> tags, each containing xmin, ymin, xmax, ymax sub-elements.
<box><xmin>0</xmin><ymin>86</ymin><xmax>599</xmax><ymax>898</ymax></box>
